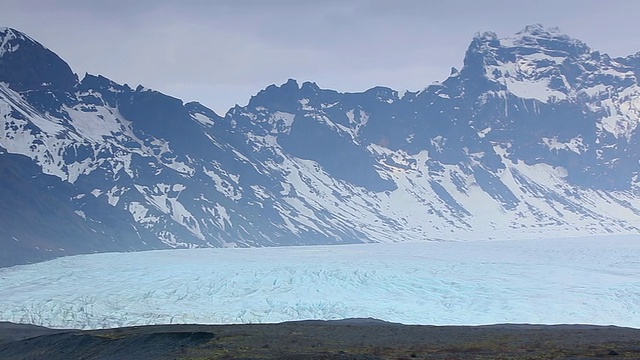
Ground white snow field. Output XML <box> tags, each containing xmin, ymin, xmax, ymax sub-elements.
<box><xmin>0</xmin><ymin>236</ymin><xmax>639</xmax><ymax>330</ymax></box>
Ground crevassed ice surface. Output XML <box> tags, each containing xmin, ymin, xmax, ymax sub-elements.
<box><xmin>1</xmin><ymin>236</ymin><xmax>639</xmax><ymax>330</ymax></box>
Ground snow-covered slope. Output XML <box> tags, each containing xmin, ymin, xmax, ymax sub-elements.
<box><xmin>1</xmin><ymin>25</ymin><xmax>640</xmax><ymax>267</ymax></box>
<box><xmin>1</xmin><ymin>235</ymin><xmax>639</xmax><ymax>329</ymax></box>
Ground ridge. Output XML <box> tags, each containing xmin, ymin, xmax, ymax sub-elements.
<box><xmin>0</xmin><ymin>27</ymin><xmax>77</xmax><ymax>91</ymax></box>
<box><xmin>0</xmin><ymin>26</ymin><xmax>639</xmax><ymax>269</ymax></box>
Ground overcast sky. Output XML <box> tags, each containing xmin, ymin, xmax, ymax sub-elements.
<box><xmin>3</xmin><ymin>0</ymin><xmax>640</xmax><ymax>114</ymax></box>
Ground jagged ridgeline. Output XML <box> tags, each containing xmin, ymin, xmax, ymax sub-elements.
<box><xmin>1</xmin><ymin>25</ymin><xmax>639</xmax><ymax>267</ymax></box>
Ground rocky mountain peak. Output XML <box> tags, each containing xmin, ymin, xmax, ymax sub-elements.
<box><xmin>504</xmin><ymin>24</ymin><xmax>590</xmax><ymax>56</ymax></box>
<box><xmin>247</xmin><ymin>78</ymin><xmax>303</xmax><ymax>111</ymax></box>
<box><xmin>459</xmin><ymin>24</ymin><xmax>603</xmax><ymax>103</ymax></box>
<box><xmin>0</xmin><ymin>27</ymin><xmax>77</xmax><ymax>92</ymax></box>
<box><xmin>465</xmin><ymin>24</ymin><xmax>589</xmax><ymax>63</ymax></box>
<box><xmin>516</xmin><ymin>24</ymin><xmax>563</xmax><ymax>37</ymax></box>
<box><xmin>0</xmin><ymin>27</ymin><xmax>31</xmax><ymax>53</ymax></box>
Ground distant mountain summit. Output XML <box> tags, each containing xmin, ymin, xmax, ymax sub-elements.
<box><xmin>1</xmin><ymin>25</ymin><xmax>639</xmax><ymax>267</ymax></box>
<box><xmin>460</xmin><ymin>24</ymin><xmax>640</xmax><ymax>188</ymax></box>
<box><xmin>0</xmin><ymin>27</ymin><xmax>77</xmax><ymax>91</ymax></box>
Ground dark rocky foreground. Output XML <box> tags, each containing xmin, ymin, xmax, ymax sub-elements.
<box><xmin>1</xmin><ymin>320</ymin><xmax>640</xmax><ymax>359</ymax></box>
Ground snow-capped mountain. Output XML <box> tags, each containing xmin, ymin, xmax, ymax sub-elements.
<box><xmin>1</xmin><ymin>25</ymin><xmax>639</xmax><ymax>267</ymax></box>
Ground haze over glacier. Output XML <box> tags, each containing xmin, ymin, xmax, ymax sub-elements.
<box><xmin>0</xmin><ymin>24</ymin><xmax>640</xmax><ymax>268</ymax></box>
<box><xmin>1</xmin><ymin>236</ymin><xmax>639</xmax><ymax>329</ymax></box>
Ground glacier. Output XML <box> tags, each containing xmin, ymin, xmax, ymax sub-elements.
<box><xmin>0</xmin><ymin>236</ymin><xmax>639</xmax><ymax>330</ymax></box>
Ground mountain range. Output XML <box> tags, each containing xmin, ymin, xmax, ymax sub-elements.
<box><xmin>1</xmin><ymin>24</ymin><xmax>639</xmax><ymax>267</ymax></box>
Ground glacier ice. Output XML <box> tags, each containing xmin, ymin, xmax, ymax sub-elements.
<box><xmin>0</xmin><ymin>235</ymin><xmax>639</xmax><ymax>330</ymax></box>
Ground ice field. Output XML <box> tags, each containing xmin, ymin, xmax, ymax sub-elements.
<box><xmin>1</xmin><ymin>235</ymin><xmax>639</xmax><ymax>330</ymax></box>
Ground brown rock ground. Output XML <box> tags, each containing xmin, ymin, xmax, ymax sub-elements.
<box><xmin>1</xmin><ymin>319</ymin><xmax>639</xmax><ymax>359</ymax></box>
